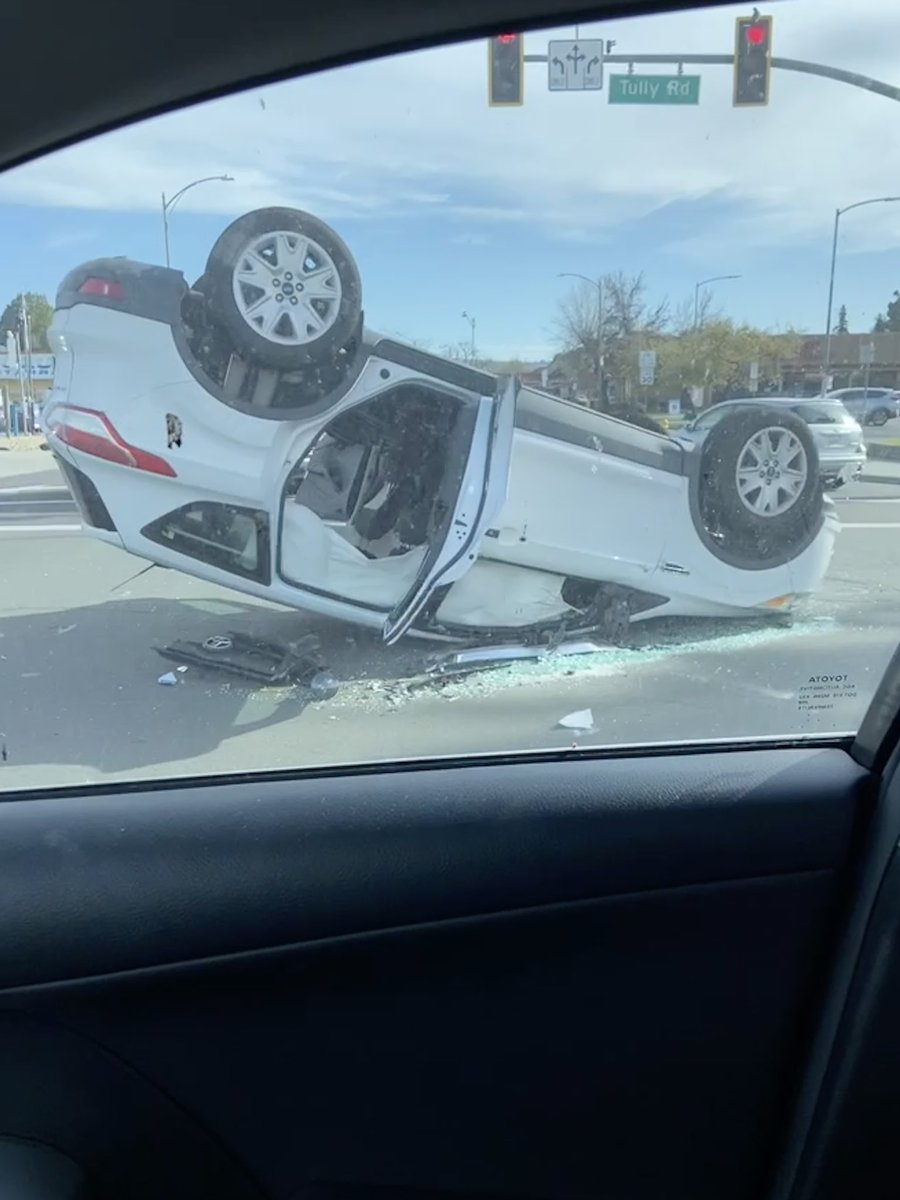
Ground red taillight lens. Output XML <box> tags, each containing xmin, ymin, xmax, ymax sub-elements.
<box><xmin>79</xmin><ymin>277</ymin><xmax>124</xmax><ymax>300</ymax></box>
<box><xmin>48</xmin><ymin>406</ymin><xmax>176</xmax><ymax>477</ymax></box>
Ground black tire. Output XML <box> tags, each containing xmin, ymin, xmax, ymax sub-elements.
<box><xmin>701</xmin><ymin>406</ymin><xmax>821</xmax><ymax>545</ymax></box>
<box><xmin>204</xmin><ymin>207</ymin><xmax>362</xmax><ymax>370</ymax></box>
<box><xmin>868</xmin><ymin>408</ymin><xmax>889</xmax><ymax>426</ymax></box>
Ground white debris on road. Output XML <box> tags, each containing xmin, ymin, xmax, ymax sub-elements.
<box><xmin>558</xmin><ymin>709</ymin><xmax>595</xmax><ymax>731</ymax></box>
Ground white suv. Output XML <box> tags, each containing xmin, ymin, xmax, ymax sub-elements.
<box><xmin>677</xmin><ymin>397</ymin><xmax>866</xmax><ymax>491</ymax></box>
<box><xmin>826</xmin><ymin>387</ymin><xmax>900</xmax><ymax>427</ymax></box>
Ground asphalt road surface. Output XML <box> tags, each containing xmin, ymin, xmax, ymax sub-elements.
<box><xmin>1</xmin><ymin>470</ymin><xmax>899</xmax><ymax>790</ymax></box>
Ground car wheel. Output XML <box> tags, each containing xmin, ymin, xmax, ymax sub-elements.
<box><xmin>203</xmin><ymin>208</ymin><xmax>362</xmax><ymax>370</ymax></box>
<box><xmin>700</xmin><ymin>407</ymin><xmax>821</xmax><ymax>547</ymax></box>
<box><xmin>869</xmin><ymin>408</ymin><xmax>889</xmax><ymax>426</ymax></box>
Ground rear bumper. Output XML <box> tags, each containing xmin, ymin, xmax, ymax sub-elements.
<box><xmin>819</xmin><ymin>452</ymin><xmax>866</xmax><ymax>484</ymax></box>
<box><xmin>55</xmin><ymin>257</ymin><xmax>187</xmax><ymax>325</ymax></box>
<box><xmin>51</xmin><ymin>446</ymin><xmax>119</xmax><ymax>536</ymax></box>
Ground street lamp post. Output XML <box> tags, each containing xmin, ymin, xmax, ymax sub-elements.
<box><xmin>461</xmin><ymin>311</ymin><xmax>476</xmax><ymax>359</ymax></box>
<box><xmin>822</xmin><ymin>195</ymin><xmax>900</xmax><ymax>392</ymax></box>
<box><xmin>693</xmin><ymin>274</ymin><xmax>741</xmax><ymax>329</ymax></box>
<box><xmin>19</xmin><ymin>297</ymin><xmax>33</xmax><ymax>434</ymax></box>
<box><xmin>161</xmin><ymin>175</ymin><xmax>234</xmax><ymax>267</ymax></box>
<box><xmin>558</xmin><ymin>272</ymin><xmax>604</xmax><ymax>406</ymax></box>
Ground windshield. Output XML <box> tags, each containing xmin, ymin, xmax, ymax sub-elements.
<box><xmin>1</xmin><ymin>0</ymin><xmax>898</xmax><ymax>790</ymax></box>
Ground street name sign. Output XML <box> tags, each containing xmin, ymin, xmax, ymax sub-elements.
<box><xmin>608</xmin><ymin>74</ymin><xmax>701</xmax><ymax>104</ymax></box>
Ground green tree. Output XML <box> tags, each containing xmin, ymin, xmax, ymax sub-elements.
<box><xmin>655</xmin><ymin>320</ymin><xmax>798</xmax><ymax>399</ymax></box>
<box><xmin>872</xmin><ymin>291</ymin><xmax>900</xmax><ymax>333</ymax></box>
<box><xmin>0</xmin><ymin>292</ymin><xmax>54</xmax><ymax>353</ymax></box>
<box><xmin>834</xmin><ymin>304</ymin><xmax>849</xmax><ymax>334</ymax></box>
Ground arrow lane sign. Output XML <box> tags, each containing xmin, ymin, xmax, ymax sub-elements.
<box><xmin>548</xmin><ymin>39</ymin><xmax>605</xmax><ymax>90</ymax></box>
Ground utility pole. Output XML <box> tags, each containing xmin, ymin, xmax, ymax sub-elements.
<box><xmin>693</xmin><ymin>274</ymin><xmax>741</xmax><ymax>329</ymax></box>
<box><xmin>594</xmin><ymin>277</ymin><xmax>604</xmax><ymax>407</ymax></box>
<box><xmin>461</xmin><ymin>311</ymin><xmax>477</xmax><ymax>359</ymax></box>
<box><xmin>12</xmin><ymin>331</ymin><xmax>26</xmax><ymax>436</ymax></box>
<box><xmin>822</xmin><ymin>196</ymin><xmax>900</xmax><ymax>393</ymax></box>
<box><xmin>161</xmin><ymin>175</ymin><xmax>233</xmax><ymax>267</ymax></box>
<box><xmin>19</xmin><ymin>295</ymin><xmax>33</xmax><ymax>434</ymax></box>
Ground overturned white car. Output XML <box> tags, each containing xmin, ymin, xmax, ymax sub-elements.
<box><xmin>43</xmin><ymin>206</ymin><xmax>838</xmax><ymax>644</ymax></box>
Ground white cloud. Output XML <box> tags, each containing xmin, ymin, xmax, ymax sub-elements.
<box><xmin>1</xmin><ymin>0</ymin><xmax>900</xmax><ymax>257</ymax></box>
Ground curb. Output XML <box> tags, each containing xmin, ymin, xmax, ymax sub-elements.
<box><xmin>867</xmin><ymin>443</ymin><xmax>900</xmax><ymax>462</ymax></box>
<box><xmin>0</xmin><ymin>485</ymin><xmax>69</xmax><ymax>497</ymax></box>
<box><xmin>860</xmin><ymin>474</ymin><xmax>900</xmax><ymax>486</ymax></box>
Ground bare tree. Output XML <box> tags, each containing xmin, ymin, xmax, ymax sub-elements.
<box><xmin>553</xmin><ymin>271</ymin><xmax>670</xmax><ymax>409</ymax></box>
<box><xmin>603</xmin><ymin>271</ymin><xmax>669</xmax><ymax>341</ymax></box>
<box><xmin>603</xmin><ymin>273</ymin><xmax>668</xmax><ymax>407</ymax></box>
<box><xmin>671</xmin><ymin>292</ymin><xmax>717</xmax><ymax>335</ymax></box>
<box><xmin>442</xmin><ymin>340</ymin><xmax>482</xmax><ymax>364</ymax></box>
<box><xmin>551</xmin><ymin>280</ymin><xmax>602</xmax><ymax>406</ymax></box>
<box><xmin>553</xmin><ymin>271</ymin><xmax>674</xmax><ymax>409</ymax></box>
<box><xmin>554</xmin><ymin>280</ymin><xmax>603</xmax><ymax>351</ymax></box>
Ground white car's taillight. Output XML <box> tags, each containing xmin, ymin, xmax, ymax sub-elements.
<box><xmin>48</xmin><ymin>405</ymin><xmax>176</xmax><ymax>477</ymax></box>
<box><xmin>78</xmin><ymin>277</ymin><xmax>125</xmax><ymax>300</ymax></box>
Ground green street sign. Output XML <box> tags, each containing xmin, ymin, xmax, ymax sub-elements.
<box><xmin>608</xmin><ymin>74</ymin><xmax>701</xmax><ymax>105</ymax></box>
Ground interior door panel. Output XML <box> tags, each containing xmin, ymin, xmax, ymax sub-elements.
<box><xmin>0</xmin><ymin>748</ymin><xmax>870</xmax><ymax>1199</ymax></box>
<box><xmin>773</xmin><ymin>761</ymin><xmax>900</xmax><ymax>1200</ymax></box>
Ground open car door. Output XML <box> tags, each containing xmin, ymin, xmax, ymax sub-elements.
<box><xmin>381</xmin><ymin>376</ymin><xmax>516</xmax><ymax>644</ymax></box>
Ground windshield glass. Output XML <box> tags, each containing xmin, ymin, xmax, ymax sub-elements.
<box><xmin>1</xmin><ymin>0</ymin><xmax>897</xmax><ymax>790</ymax></box>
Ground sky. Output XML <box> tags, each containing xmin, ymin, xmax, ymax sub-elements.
<box><xmin>1</xmin><ymin>0</ymin><xmax>900</xmax><ymax>360</ymax></box>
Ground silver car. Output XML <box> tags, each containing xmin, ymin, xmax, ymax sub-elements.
<box><xmin>676</xmin><ymin>397</ymin><xmax>867</xmax><ymax>490</ymax></box>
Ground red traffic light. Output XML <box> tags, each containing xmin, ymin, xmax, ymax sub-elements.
<box><xmin>489</xmin><ymin>34</ymin><xmax>524</xmax><ymax>106</ymax></box>
<box><xmin>746</xmin><ymin>23</ymin><xmax>767</xmax><ymax>45</ymax></box>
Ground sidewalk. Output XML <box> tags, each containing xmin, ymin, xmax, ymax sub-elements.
<box><xmin>0</xmin><ymin>434</ymin><xmax>46</xmax><ymax>453</ymax></box>
<box><xmin>861</xmin><ymin>459</ymin><xmax>900</xmax><ymax>485</ymax></box>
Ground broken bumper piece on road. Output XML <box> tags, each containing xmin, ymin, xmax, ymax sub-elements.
<box><xmin>156</xmin><ymin>631</ymin><xmax>329</xmax><ymax>687</ymax></box>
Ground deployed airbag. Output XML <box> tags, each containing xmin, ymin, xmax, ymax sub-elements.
<box><xmin>437</xmin><ymin>560</ymin><xmax>573</xmax><ymax>628</ymax></box>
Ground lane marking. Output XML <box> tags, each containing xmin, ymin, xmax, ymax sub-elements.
<box><xmin>0</xmin><ymin>523</ymin><xmax>81</xmax><ymax>532</ymax></box>
<box><xmin>0</xmin><ymin>485</ymin><xmax>68</xmax><ymax>496</ymax></box>
<box><xmin>841</xmin><ymin>522</ymin><xmax>900</xmax><ymax>529</ymax></box>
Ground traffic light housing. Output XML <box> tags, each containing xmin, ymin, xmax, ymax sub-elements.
<box><xmin>733</xmin><ymin>14</ymin><xmax>772</xmax><ymax>107</ymax></box>
<box><xmin>489</xmin><ymin>34</ymin><xmax>523</xmax><ymax>106</ymax></box>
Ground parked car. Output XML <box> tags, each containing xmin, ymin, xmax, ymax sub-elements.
<box><xmin>42</xmin><ymin>207</ymin><xmax>838</xmax><ymax>645</ymax></box>
<box><xmin>676</xmin><ymin>396</ymin><xmax>867</xmax><ymax>491</ymax></box>
<box><xmin>826</xmin><ymin>386</ymin><xmax>900</xmax><ymax>427</ymax></box>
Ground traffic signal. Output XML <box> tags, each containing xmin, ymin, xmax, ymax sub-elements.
<box><xmin>733</xmin><ymin>13</ymin><xmax>772</xmax><ymax>107</ymax></box>
<box><xmin>489</xmin><ymin>34</ymin><xmax>524</xmax><ymax>106</ymax></box>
